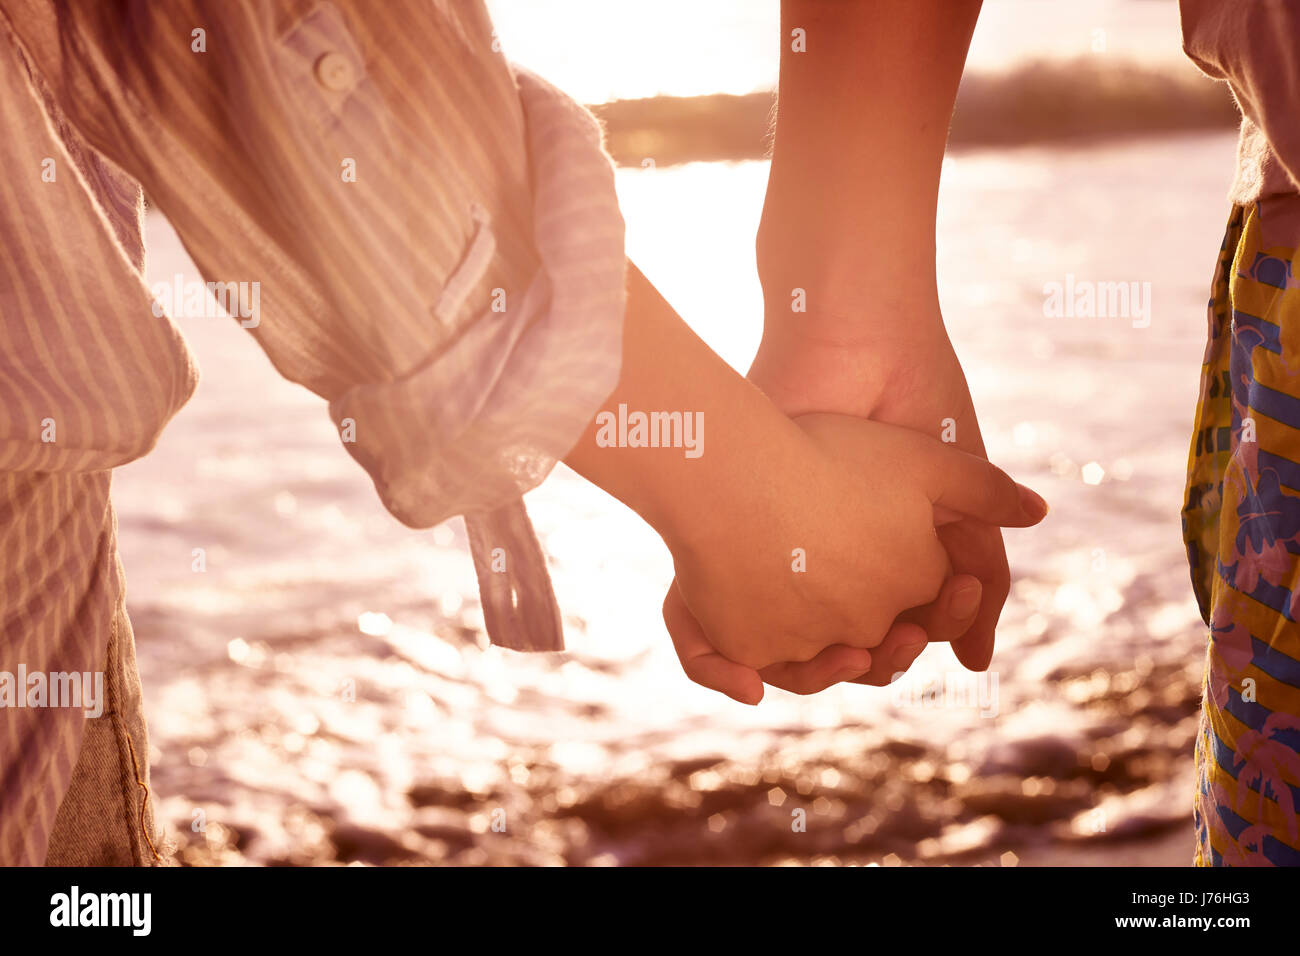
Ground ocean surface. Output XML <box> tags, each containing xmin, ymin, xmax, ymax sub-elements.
<box><xmin>109</xmin><ymin>129</ymin><xmax>1240</xmax><ymax>865</ymax></box>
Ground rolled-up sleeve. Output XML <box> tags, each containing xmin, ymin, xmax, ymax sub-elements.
<box><xmin>2</xmin><ymin>0</ymin><xmax>626</xmax><ymax>651</ymax></box>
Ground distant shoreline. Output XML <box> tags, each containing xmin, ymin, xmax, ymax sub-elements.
<box><xmin>590</xmin><ymin>57</ymin><xmax>1239</xmax><ymax>167</ymax></box>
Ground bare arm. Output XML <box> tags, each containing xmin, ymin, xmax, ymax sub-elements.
<box><xmin>758</xmin><ymin>0</ymin><xmax>982</xmax><ymax>328</ymax></box>
<box><xmin>749</xmin><ymin>1</ymin><xmax>1016</xmax><ymax>672</ymax></box>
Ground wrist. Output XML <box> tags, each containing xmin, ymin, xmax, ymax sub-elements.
<box><xmin>758</xmin><ymin>179</ymin><xmax>937</xmax><ymax>293</ymax></box>
<box><xmin>747</xmin><ymin>313</ymin><xmax>965</xmax><ymax>424</ymax></box>
<box><xmin>756</xmin><ymin>241</ymin><xmax>940</xmax><ymax>348</ymax></box>
<box><xmin>649</xmin><ymin>388</ymin><xmax>812</xmax><ymax>560</ymax></box>
<box><xmin>563</xmin><ymin>260</ymin><xmax>814</xmax><ymax>558</ymax></box>
<box><xmin>757</xmin><ymin>282</ymin><xmax>945</xmax><ymax>351</ymax></box>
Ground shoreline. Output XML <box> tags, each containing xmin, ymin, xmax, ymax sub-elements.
<box><xmin>591</xmin><ymin>58</ymin><xmax>1237</xmax><ymax>167</ymax></box>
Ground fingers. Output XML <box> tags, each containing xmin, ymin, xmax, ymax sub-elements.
<box><xmin>759</xmin><ymin>643</ymin><xmax>874</xmax><ymax>695</ymax></box>
<box><xmin>663</xmin><ymin>579</ymin><xmax>937</xmax><ymax>698</ymax></box>
<box><xmin>761</xmin><ymin>618</ymin><xmax>932</xmax><ymax>693</ymax></box>
<box><xmin>936</xmin><ymin>520</ymin><xmax>1009</xmax><ymax>671</ymax></box>
<box><xmin>663</xmin><ymin>582</ymin><xmax>765</xmax><ymax>705</ymax></box>
<box><xmin>894</xmin><ymin>526</ymin><xmax>1009</xmax><ymax>672</ymax></box>
<box><xmin>849</xmin><ymin>621</ymin><xmax>929</xmax><ymax>686</ymax></box>
<box><xmin>919</xmin><ymin>443</ymin><xmax>1048</xmax><ymax>529</ymax></box>
<box><xmin>896</xmin><ymin>574</ymin><xmax>984</xmax><ymax>645</ymax></box>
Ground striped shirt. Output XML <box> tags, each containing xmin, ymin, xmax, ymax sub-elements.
<box><xmin>0</xmin><ymin>0</ymin><xmax>625</xmax><ymax>865</ymax></box>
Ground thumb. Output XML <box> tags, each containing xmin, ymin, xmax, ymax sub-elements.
<box><xmin>924</xmin><ymin>447</ymin><xmax>1048</xmax><ymax>528</ymax></box>
<box><xmin>663</xmin><ymin>581</ymin><xmax>764</xmax><ymax>705</ymax></box>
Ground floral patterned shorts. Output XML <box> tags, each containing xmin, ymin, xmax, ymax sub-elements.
<box><xmin>1184</xmin><ymin>197</ymin><xmax>1300</xmax><ymax>866</ymax></box>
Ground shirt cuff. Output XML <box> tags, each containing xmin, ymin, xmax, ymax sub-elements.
<box><xmin>328</xmin><ymin>66</ymin><xmax>626</xmax><ymax>651</ymax></box>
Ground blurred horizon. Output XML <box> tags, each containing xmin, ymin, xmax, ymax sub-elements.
<box><xmin>487</xmin><ymin>0</ymin><xmax>1235</xmax><ymax>166</ymax></box>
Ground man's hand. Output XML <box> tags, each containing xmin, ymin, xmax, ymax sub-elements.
<box><xmin>747</xmin><ymin>316</ymin><xmax>1009</xmax><ymax>672</ymax></box>
<box><xmin>741</xmin><ymin>0</ymin><xmax>995</xmax><ymax>678</ymax></box>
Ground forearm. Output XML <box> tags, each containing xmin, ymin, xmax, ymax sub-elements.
<box><xmin>564</xmin><ymin>262</ymin><xmax>813</xmax><ymax>552</ymax></box>
<box><xmin>758</xmin><ymin>0</ymin><xmax>982</xmax><ymax>338</ymax></box>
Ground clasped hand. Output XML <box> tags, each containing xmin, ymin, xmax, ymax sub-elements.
<box><xmin>662</xmin><ymin>413</ymin><xmax>1047</xmax><ymax>704</ymax></box>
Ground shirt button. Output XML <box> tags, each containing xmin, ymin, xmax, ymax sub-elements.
<box><xmin>314</xmin><ymin>52</ymin><xmax>354</xmax><ymax>92</ymax></box>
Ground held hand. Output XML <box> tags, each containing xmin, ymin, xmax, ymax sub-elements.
<box><xmin>747</xmin><ymin>316</ymin><xmax>1013</xmax><ymax>671</ymax></box>
<box><xmin>662</xmin><ymin>413</ymin><xmax>1046</xmax><ymax>701</ymax></box>
<box><xmin>663</xmin><ymin>581</ymin><xmax>930</xmax><ymax>704</ymax></box>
